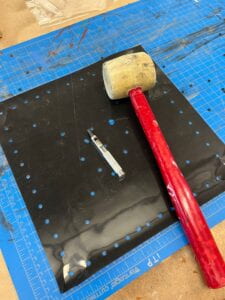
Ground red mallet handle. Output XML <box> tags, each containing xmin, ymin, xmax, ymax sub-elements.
<box><xmin>129</xmin><ymin>87</ymin><xmax>225</xmax><ymax>288</ymax></box>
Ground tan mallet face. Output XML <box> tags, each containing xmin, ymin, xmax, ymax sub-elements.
<box><xmin>102</xmin><ymin>52</ymin><xmax>156</xmax><ymax>100</ymax></box>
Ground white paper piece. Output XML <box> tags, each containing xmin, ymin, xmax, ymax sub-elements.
<box><xmin>25</xmin><ymin>0</ymin><xmax>120</xmax><ymax>26</ymax></box>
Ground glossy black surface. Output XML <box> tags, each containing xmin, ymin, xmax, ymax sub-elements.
<box><xmin>0</xmin><ymin>46</ymin><xmax>224</xmax><ymax>292</ymax></box>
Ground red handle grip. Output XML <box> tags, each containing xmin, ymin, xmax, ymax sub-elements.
<box><xmin>129</xmin><ymin>87</ymin><xmax>225</xmax><ymax>288</ymax></box>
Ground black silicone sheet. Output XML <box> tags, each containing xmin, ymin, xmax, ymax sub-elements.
<box><xmin>0</xmin><ymin>46</ymin><xmax>224</xmax><ymax>292</ymax></box>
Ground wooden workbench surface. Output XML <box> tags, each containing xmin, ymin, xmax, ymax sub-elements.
<box><xmin>0</xmin><ymin>1</ymin><xmax>225</xmax><ymax>299</ymax></box>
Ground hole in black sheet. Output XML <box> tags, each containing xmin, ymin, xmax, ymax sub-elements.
<box><xmin>0</xmin><ymin>46</ymin><xmax>224</xmax><ymax>292</ymax></box>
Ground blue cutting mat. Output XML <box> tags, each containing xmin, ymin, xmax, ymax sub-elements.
<box><xmin>0</xmin><ymin>0</ymin><xmax>225</xmax><ymax>299</ymax></box>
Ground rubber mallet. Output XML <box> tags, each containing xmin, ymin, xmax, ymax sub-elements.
<box><xmin>102</xmin><ymin>52</ymin><xmax>225</xmax><ymax>288</ymax></box>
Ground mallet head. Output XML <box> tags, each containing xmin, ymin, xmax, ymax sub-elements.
<box><xmin>102</xmin><ymin>52</ymin><xmax>156</xmax><ymax>100</ymax></box>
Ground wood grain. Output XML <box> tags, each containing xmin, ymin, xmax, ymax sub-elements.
<box><xmin>0</xmin><ymin>0</ymin><xmax>136</xmax><ymax>50</ymax></box>
<box><xmin>0</xmin><ymin>252</ymin><xmax>18</xmax><ymax>300</ymax></box>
